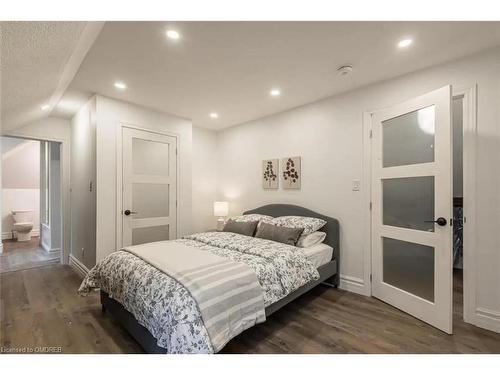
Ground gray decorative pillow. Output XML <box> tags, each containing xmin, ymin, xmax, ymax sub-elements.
<box><xmin>222</xmin><ymin>219</ymin><xmax>259</xmax><ymax>237</ymax></box>
<box><xmin>255</xmin><ymin>222</ymin><xmax>304</xmax><ymax>246</ymax></box>
<box><xmin>271</xmin><ymin>216</ymin><xmax>327</xmax><ymax>236</ymax></box>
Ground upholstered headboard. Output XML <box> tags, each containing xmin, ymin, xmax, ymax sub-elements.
<box><xmin>243</xmin><ymin>204</ymin><xmax>340</xmax><ymax>262</ymax></box>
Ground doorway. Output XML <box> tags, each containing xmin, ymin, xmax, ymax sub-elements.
<box><xmin>452</xmin><ymin>95</ymin><xmax>464</xmax><ymax>324</ymax></box>
<box><xmin>367</xmin><ymin>85</ymin><xmax>477</xmax><ymax>334</ymax></box>
<box><xmin>0</xmin><ymin>136</ymin><xmax>63</xmax><ymax>273</ymax></box>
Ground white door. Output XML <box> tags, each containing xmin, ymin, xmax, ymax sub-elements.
<box><xmin>371</xmin><ymin>86</ymin><xmax>453</xmax><ymax>333</ymax></box>
<box><xmin>122</xmin><ymin>127</ymin><xmax>177</xmax><ymax>246</ymax></box>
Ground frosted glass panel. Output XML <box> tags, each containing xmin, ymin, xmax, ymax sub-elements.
<box><xmin>132</xmin><ymin>225</ymin><xmax>169</xmax><ymax>245</ymax></box>
<box><xmin>132</xmin><ymin>183</ymin><xmax>169</xmax><ymax>219</ymax></box>
<box><xmin>383</xmin><ymin>237</ymin><xmax>434</xmax><ymax>302</ymax></box>
<box><xmin>383</xmin><ymin>106</ymin><xmax>435</xmax><ymax>167</ymax></box>
<box><xmin>383</xmin><ymin>176</ymin><xmax>435</xmax><ymax>232</ymax></box>
<box><xmin>132</xmin><ymin>138</ymin><xmax>169</xmax><ymax>176</ymax></box>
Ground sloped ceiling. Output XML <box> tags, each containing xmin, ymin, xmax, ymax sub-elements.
<box><xmin>1</xmin><ymin>21</ymin><xmax>103</xmax><ymax>132</ymax></box>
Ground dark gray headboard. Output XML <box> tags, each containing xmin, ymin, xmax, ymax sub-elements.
<box><xmin>243</xmin><ymin>204</ymin><xmax>340</xmax><ymax>262</ymax></box>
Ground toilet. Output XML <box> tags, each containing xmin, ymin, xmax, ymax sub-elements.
<box><xmin>11</xmin><ymin>210</ymin><xmax>34</xmax><ymax>241</ymax></box>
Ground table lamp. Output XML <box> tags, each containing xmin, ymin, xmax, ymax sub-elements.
<box><xmin>213</xmin><ymin>201</ymin><xmax>229</xmax><ymax>231</ymax></box>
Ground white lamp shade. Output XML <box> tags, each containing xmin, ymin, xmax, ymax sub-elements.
<box><xmin>213</xmin><ymin>201</ymin><xmax>229</xmax><ymax>217</ymax></box>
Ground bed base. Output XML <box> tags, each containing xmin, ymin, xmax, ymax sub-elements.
<box><xmin>100</xmin><ymin>260</ymin><xmax>337</xmax><ymax>354</ymax></box>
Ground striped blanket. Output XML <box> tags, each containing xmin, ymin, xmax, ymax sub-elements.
<box><xmin>123</xmin><ymin>240</ymin><xmax>265</xmax><ymax>352</ymax></box>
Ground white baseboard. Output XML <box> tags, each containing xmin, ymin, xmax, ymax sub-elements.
<box><xmin>339</xmin><ymin>274</ymin><xmax>370</xmax><ymax>296</ymax></box>
<box><xmin>2</xmin><ymin>229</ymin><xmax>40</xmax><ymax>240</ymax></box>
<box><xmin>41</xmin><ymin>240</ymin><xmax>49</xmax><ymax>252</ymax></box>
<box><xmin>69</xmin><ymin>254</ymin><xmax>89</xmax><ymax>278</ymax></box>
<box><xmin>472</xmin><ymin>307</ymin><xmax>500</xmax><ymax>333</ymax></box>
<box><xmin>40</xmin><ymin>240</ymin><xmax>61</xmax><ymax>254</ymax></box>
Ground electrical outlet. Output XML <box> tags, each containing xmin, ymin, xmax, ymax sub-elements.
<box><xmin>352</xmin><ymin>180</ymin><xmax>361</xmax><ymax>191</ymax></box>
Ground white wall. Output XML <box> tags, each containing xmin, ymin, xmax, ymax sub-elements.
<box><xmin>95</xmin><ymin>95</ymin><xmax>193</xmax><ymax>262</ymax></box>
<box><xmin>70</xmin><ymin>98</ymin><xmax>97</xmax><ymax>269</ymax></box>
<box><xmin>215</xmin><ymin>47</ymin><xmax>500</xmax><ymax>330</ymax></box>
<box><xmin>192</xmin><ymin>126</ymin><xmax>218</xmax><ymax>232</ymax></box>
<box><xmin>4</xmin><ymin>117</ymin><xmax>71</xmax><ymax>263</ymax></box>
<box><xmin>1</xmin><ymin>138</ymin><xmax>40</xmax><ymax>238</ymax></box>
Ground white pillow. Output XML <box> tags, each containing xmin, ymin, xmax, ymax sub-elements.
<box><xmin>272</xmin><ymin>216</ymin><xmax>327</xmax><ymax>236</ymax></box>
<box><xmin>224</xmin><ymin>214</ymin><xmax>274</xmax><ymax>225</ymax></box>
<box><xmin>296</xmin><ymin>231</ymin><xmax>327</xmax><ymax>248</ymax></box>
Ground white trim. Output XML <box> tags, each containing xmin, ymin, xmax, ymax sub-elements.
<box><xmin>474</xmin><ymin>308</ymin><xmax>500</xmax><ymax>334</ymax></box>
<box><xmin>69</xmin><ymin>254</ymin><xmax>89</xmax><ymax>278</ymax></box>
<box><xmin>455</xmin><ymin>86</ymin><xmax>500</xmax><ymax>333</ymax></box>
<box><xmin>339</xmin><ymin>274</ymin><xmax>369</xmax><ymax>296</ymax></box>
<box><xmin>453</xmin><ymin>86</ymin><xmax>478</xmax><ymax>327</ymax></box>
<box><xmin>362</xmin><ymin>111</ymin><xmax>373</xmax><ymax>297</ymax></box>
<box><xmin>40</xmin><ymin>240</ymin><xmax>61</xmax><ymax>254</ymax></box>
<box><xmin>4</xmin><ymin>132</ymin><xmax>70</xmax><ymax>265</ymax></box>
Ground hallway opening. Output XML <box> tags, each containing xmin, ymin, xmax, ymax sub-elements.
<box><xmin>1</xmin><ymin>136</ymin><xmax>62</xmax><ymax>273</ymax></box>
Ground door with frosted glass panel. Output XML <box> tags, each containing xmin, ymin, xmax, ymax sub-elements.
<box><xmin>122</xmin><ymin>127</ymin><xmax>177</xmax><ymax>246</ymax></box>
<box><xmin>371</xmin><ymin>86</ymin><xmax>453</xmax><ymax>333</ymax></box>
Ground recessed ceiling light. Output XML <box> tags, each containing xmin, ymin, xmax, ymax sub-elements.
<box><xmin>41</xmin><ymin>104</ymin><xmax>50</xmax><ymax>111</ymax></box>
<box><xmin>270</xmin><ymin>89</ymin><xmax>281</xmax><ymax>97</ymax></box>
<box><xmin>210</xmin><ymin>112</ymin><xmax>219</xmax><ymax>119</ymax></box>
<box><xmin>398</xmin><ymin>38</ymin><xmax>413</xmax><ymax>48</ymax></box>
<box><xmin>114</xmin><ymin>81</ymin><xmax>127</xmax><ymax>90</ymax></box>
<box><xmin>166</xmin><ymin>30</ymin><xmax>181</xmax><ymax>40</ymax></box>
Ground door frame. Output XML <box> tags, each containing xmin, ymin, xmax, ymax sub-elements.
<box><xmin>363</xmin><ymin>85</ymin><xmax>477</xmax><ymax>325</ymax></box>
<box><xmin>115</xmin><ymin>123</ymin><xmax>180</xmax><ymax>250</ymax></box>
<box><xmin>1</xmin><ymin>132</ymin><xmax>69</xmax><ymax>265</ymax></box>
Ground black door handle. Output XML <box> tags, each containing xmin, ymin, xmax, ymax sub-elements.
<box><xmin>424</xmin><ymin>217</ymin><xmax>447</xmax><ymax>226</ymax></box>
<box><xmin>123</xmin><ymin>209</ymin><xmax>138</xmax><ymax>216</ymax></box>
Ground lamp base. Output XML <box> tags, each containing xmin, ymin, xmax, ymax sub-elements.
<box><xmin>216</xmin><ymin>217</ymin><xmax>226</xmax><ymax>231</ymax></box>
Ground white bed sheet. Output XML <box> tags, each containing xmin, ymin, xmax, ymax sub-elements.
<box><xmin>301</xmin><ymin>243</ymin><xmax>333</xmax><ymax>268</ymax></box>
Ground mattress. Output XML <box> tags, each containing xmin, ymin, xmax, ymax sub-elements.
<box><xmin>302</xmin><ymin>243</ymin><xmax>333</xmax><ymax>268</ymax></box>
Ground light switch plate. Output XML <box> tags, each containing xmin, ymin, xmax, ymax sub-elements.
<box><xmin>352</xmin><ymin>179</ymin><xmax>361</xmax><ymax>191</ymax></box>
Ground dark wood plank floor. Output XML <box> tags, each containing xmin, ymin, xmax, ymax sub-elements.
<box><xmin>1</xmin><ymin>265</ymin><xmax>499</xmax><ymax>354</ymax></box>
<box><xmin>1</xmin><ymin>238</ymin><xmax>59</xmax><ymax>274</ymax></box>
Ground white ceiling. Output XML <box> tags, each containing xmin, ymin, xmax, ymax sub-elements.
<box><xmin>1</xmin><ymin>21</ymin><xmax>88</xmax><ymax>131</ymax></box>
<box><xmin>4</xmin><ymin>22</ymin><xmax>500</xmax><ymax>131</ymax></box>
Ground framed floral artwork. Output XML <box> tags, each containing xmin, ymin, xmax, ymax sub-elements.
<box><xmin>262</xmin><ymin>159</ymin><xmax>279</xmax><ymax>189</ymax></box>
<box><xmin>281</xmin><ymin>156</ymin><xmax>301</xmax><ymax>189</ymax></box>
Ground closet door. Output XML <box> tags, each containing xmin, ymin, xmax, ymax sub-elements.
<box><xmin>122</xmin><ymin>127</ymin><xmax>177</xmax><ymax>246</ymax></box>
<box><xmin>371</xmin><ymin>86</ymin><xmax>453</xmax><ymax>333</ymax></box>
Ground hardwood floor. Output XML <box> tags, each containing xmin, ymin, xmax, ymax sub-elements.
<box><xmin>1</xmin><ymin>265</ymin><xmax>499</xmax><ymax>354</ymax></box>
<box><xmin>1</xmin><ymin>238</ymin><xmax>60</xmax><ymax>274</ymax></box>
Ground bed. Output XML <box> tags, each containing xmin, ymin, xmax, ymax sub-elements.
<box><xmin>81</xmin><ymin>204</ymin><xmax>340</xmax><ymax>353</ymax></box>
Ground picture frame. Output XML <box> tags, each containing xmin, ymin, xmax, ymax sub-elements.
<box><xmin>281</xmin><ymin>156</ymin><xmax>301</xmax><ymax>189</ymax></box>
<box><xmin>262</xmin><ymin>159</ymin><xmax>279</xmax><ymax>189</ymax></box>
